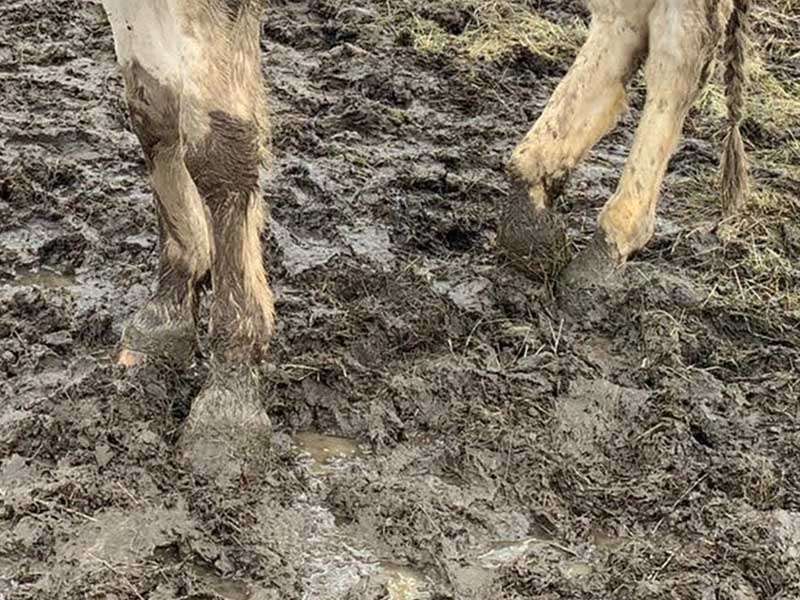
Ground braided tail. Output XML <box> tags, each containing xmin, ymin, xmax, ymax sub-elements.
<box><xmin>720</xmin><ymin>0</ymin><xmax>750</xmax><ymax>214</ymax></box>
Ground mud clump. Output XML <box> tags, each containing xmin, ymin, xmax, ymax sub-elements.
<box><xmin>2</xmin><ymin>0</ymin><xmax>799</xmax><ymax>598</ymax></box>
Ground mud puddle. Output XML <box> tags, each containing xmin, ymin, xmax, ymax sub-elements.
<box><xmin>290</xmin><ymin>433</ymin><xmax>430</xmax><ymax>598</ymax></box>
<box><xmin>477</xmin><ymin>523</ymin><xmax>636</xmax><ymax>584</ymax></box>
<box><xmin>479</xmin><ymin>536</ymin><xmax>553</xmax><ymax>569</ymax></box>
<box><xmin>188</xmin><ymin>562</ymin><xmax>251</xmax><ymax>600</ymax></box>
<box><xmin>292</xmin><ymin>431</ymin><xmax>364</xmax><ymax>475</ymax></box>
<box><xmin>6</xmin><ymin>266</ymin><xmax>77</xmax><ymax>288</ymax></box>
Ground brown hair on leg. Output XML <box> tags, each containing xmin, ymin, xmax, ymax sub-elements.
<box><xmin>176</xmin><ymin>0</ymin><xmax>274</xmax><ymax>363</ymax></box>
<box><xmin>185</xmin><ymin>111</ymin><xmax>275</xmax><ymax>363</ymax></box>
<box><xmin>123</xmin><ymin>61</ymin><xmax>212</xmax><ymax>307</ymax></box>
<box><xmin>117</xmin><ymin>59</ymin><xmax>211</xmax><ymax>365</ymax></box>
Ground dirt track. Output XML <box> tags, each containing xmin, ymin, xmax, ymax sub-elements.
<box><xmin>2</xmin><ymin>1</ymin><xmax>800</xmax><ymax>598</ymax></box>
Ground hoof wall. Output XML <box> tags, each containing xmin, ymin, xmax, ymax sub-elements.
<box><xmin>119</xmin><ymin>301</ymin><xmax>197</xmax><ymax>369</ymax></box>
<box><xmin>179</xmin><ymin>366</ymin><xmax>271</xmax><ymax>485</ymax></box>
<box><xmin>497</xmin><ymin>179</ymin><xmax>570</xmax><ymax>280</ymax></box>
<box><xmin>557</xmin><ymin>231</ymin><xmax>624</xmax><ymax>323</ymax></box>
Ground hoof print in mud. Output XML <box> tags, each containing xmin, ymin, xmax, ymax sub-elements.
<box><xmin>119</xmin><ymin>302</ymin><xmax>197</xmax><ymax>368</ymax></box>
<box><xmin>179</xmin><ymin>365</ymin><xmax>271</xmax><ymax>484</ymax></box>
<box><xmin>497</xmin><ymin>179</ymin><xmax>570</xmax><ymax>279</ymax></box>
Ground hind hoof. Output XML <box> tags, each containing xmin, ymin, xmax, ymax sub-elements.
<box><xmin>117</xmin><ymin>299</ymin><xmax>197</xmax><ymax>368</ymax></box>
<box><xmin>557</xmin><ymin>231</ymin><xmax>624</xmax><ymax>322</ymax></box>
<box><xmin>559</xmin><ymin>230</ymin><xmax>622</xmax><ymax>290</ymax></box>
<box><xmin>179</xmin><ymin>364</ymin><xmax>271</xmax><ymax>485</ymax></box>
<box><xmin>497</xmin><ymin>178</ymin><xmax>570</xmax><ymax>279</ymax></box>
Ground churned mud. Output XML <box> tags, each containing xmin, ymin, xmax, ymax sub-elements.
<box><xmin>2</xmin><ymin>0</ymin><xmax>799</xmax><ymax>598</ymax></box>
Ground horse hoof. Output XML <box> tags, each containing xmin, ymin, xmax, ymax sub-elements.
<box><xmin>497</xmin><ymin>178</ymin><xmax>570</xmax><ymax>280</ymax></box>
<box><xmin>179</xmin><ymin>364</ymin><xmax>271</xmax><ymax>485</ymax></box>
<box><xmin>557</xmin><ymin>231</ymin><xmax>624</xmax><ymax>323</ymax></box>
<box><xmin>117</xmin><ymin>300</ymin><xmax>197</xmax><ymax>368</ymax></box>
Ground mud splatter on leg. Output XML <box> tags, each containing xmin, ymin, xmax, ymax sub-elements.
<box><xmin>176</xmin><ymin>1</ymin><xmax>274</xmax><ymax>481</ymax></box>
<box><xmin>499</xmin><ymin>2</ymin><xmax>652</xmax><ymax>278</ymax></box>
<box><xmin>561</xmin><ymin>0</ymin><xmax>725</xmax><ymax>292</ymax></box>
<box><xmin>102</xmin><ymin>1</ymin><xmax>211</xmax><ymax>368</ymax></box>
<box><xmin>185</xmin><ymin>112</ymin><xmax>274</xmax><ymax>364</ymax></box>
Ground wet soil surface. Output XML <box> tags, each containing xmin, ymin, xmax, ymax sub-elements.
<box><xmin>2</xmin><ymin>1</ymin><xmax>800</xmax><ymax>599</ymax></box>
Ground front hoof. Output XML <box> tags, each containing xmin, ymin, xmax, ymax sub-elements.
<box><xmin>179</xmin><ymin>365</ymin><xmax>271</xmax><ymax>485</ymax></box>
<box><xmin>557</xmin><ymin>231</ymin><xmax>624</xmax><ymax>322</ymax></box>
<box><xmin>117</xmin><ymin>348</ymin><xmax>147</xmax><ymax>368</ymax></box>
<box><xmin>118</xmin><ymin>300</ymin><xmax>197</xmax><ymax>368</ymax></box>
<box><xmin>497</xmin><ymin>179</ymin><xmax>570</xmax><ymax>279</ymax></box>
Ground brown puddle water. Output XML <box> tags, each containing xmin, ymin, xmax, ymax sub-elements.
<box><xmin>477</xmin><ymin>519</ymin><xmax>555</xmax><ymax>570</ymax></box>
<box><xmin>189</xmin><ymin>563</ymin><xmax>251</xmax><ymax>600</ymax></box>
<box><xmin>9</xmin><ymin>267</ymin><xmax>76</xmax><ymax>288</ymax></box>
<box><xmin>291</xmin><ymin>433</ymin><xmax>429</xmax><ymax>598</ymax></box>
<box><xmin>292</xmin><ymin>432</ymin><xmax>363</xmax><ymax>475</ymax></box>
<box><xmin>478</xmin><ymin>525</ymin><xmax>632</xmax><ymax>582</ymax></box>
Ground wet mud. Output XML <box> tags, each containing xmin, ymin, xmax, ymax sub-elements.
<box><xmin>2</xmin><ymin>0</ymin><xmax>799</xmax><ymax>599</ymax></box>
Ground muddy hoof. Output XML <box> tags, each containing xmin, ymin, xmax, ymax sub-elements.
<box><xmin>557</xmin><ymin>231</ymin><xmax>624</xmax><ymax>322</ymax></box>
<box><xmin>497</xmin><ymin>179</ymin><xmax>570</xmax><ymax>279</ymax></box>
<box><xmin>559</xmin><ymin>230</ymin><xmax>622</xmax><ymax>289</ymax></box>
<box><xmin>179</xmin><ymin>365</ymin><xmax>271</xmax><ymax>484</ymax></box>
<box><xmin>118</xmin><ymin>300</ymin><xmax>197</xmax><ymax>368</ymax></box>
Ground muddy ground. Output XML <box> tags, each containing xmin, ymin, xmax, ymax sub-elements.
<box><xmin>1</xmin><ymin>0</ymin><xmax>800</xmax><ymax>598</ymax></box>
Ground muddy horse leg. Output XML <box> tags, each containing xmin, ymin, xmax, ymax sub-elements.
<box><xmin>103</xmin><ymin>0</ymin><xmax>211</xmax><ymax>368</ymax></box>
<box><xmin>176</xmin><ymin>1</ymin><xmax>275</xmax><ymax>477</ymax></box>
<box><xmin>561</xmin><ymin>0</ymin><xmax>728</xmax><ymax>289</ymax></box>
<box><xmin>498</xmin><ymin>0</ymin><xmax>653</xmax><ymax>277</ymax></box>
